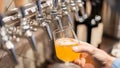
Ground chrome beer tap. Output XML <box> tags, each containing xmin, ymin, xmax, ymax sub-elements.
<box><xmin>36</xmin><ymin>0</ymin><xmax>53</xmax><ymax>40</ymax></box>
<box><xmin>20</xmin><ymin>7</ymin><xmax>37</xmax><ymax>51</ymax></box>
<box><xmin>51</xmin><ymin>0</ymin><xmax>63</xmax><ymax>30</ymax></box>
<box><xmin>36</xmin><ymin>0</ymin><xmax>61</xmax><ymax>62</ymax></box>
<box><xmin>0</xmin><ymin>15</ymin><xmax>18</xmax><ymax>64</ymax></box>
<box><xmin>61</xmin><ymin>0</ymin><xmax>73</xmax><ymax>26</ymax></box>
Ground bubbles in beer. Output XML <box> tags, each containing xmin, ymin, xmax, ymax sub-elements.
<box><xmin>55</xmin><ymin>38</ymin><xmax>80</xmax><ymax>62</ymax></box>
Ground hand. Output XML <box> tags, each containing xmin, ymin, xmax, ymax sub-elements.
<box><xmin>72</xmin><ymin>41</ymin><xmax>115</xmax><ymax>68</ymax></box>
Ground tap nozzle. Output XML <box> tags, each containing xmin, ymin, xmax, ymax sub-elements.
<box><xmin>6</xmin><ymin>41</ymin><xmax>19</xmax><ymax>64</ymax></box>
<box><xmin>25</xmin><ymin>30</ymin><xmax>37</xmax><ymax>51</ymax></box>
<box><xmin>41</xmin><ymin>22</ymin><xmax>53</xmax><ymax>40</ymax></box>
<box><xmin>20</xmin><ymin>7</ymin><xmax>37</xmax><ymax>51</ymax></box>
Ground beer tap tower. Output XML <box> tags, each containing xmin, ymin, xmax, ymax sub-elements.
<box><xmin>35</xmin><ymin>0</ymin><xmax>57</xmax><ymax>63</ymax></box>
<box><xmin>14</xmin><ymin>0</ymin><xmax>38</xmax><ymax>51</ymax></box>
<box><xmin>36</xmin><ymin>0</ymin><xmax>53</xmax><ymax>40</ymax></box>
<box><xmin>20</xmin><ymin>7</ymin><xmax>37</xmax><ymax>51</ymax></box>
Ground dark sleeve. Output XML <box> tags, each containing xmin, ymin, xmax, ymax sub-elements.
<box><xmin>112</xmin><ymin>58</ymin><xmax>120</xmax><ymax>68</ymax></box>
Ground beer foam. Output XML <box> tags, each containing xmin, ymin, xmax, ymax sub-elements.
<box><xmin>55</xmin><ymin>38</ymin><xmax>78</xmax><ymax>46</ymax></box>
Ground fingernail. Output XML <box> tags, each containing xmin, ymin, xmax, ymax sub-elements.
<box><xmin>72</xmin><ymin>46</ymin><xmax>79</xmax><ymax>52</ymax></box>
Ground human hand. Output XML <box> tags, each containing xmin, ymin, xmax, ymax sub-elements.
<box><xmin>72</xmin><ymin>41</ymin><xmax>115</xmax><ymax>68</ymax></box>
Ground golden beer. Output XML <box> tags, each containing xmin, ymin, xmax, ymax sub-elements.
<box><xmin>55</xmin><ymin>38</ymin><xmax>80</xmax><ymax>62</ymax></box>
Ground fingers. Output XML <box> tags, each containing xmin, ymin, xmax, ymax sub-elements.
<box><xmin>74</xmin><ymin>57</ymin><xmax>86</xmax><ymax>67</ymax></box>
<box><xmin>72</xmin><ymin>42</ymin><xmax>97</xmax><ymax>55</ymax></box>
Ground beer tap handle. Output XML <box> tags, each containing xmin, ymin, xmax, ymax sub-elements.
<box><xmin>0</xmin><ymin>15</ymin><xmax>18</xmax><ymax>64</ymax></box>
<box><xmin>20</xmin><ymin>7</ymin><xmax>37</xmax><ymax>51</ymax></box>
<box><xmin>36</xmin><ymin>0</ymin><xmax>42</xmax><ymax>14</ymax></box>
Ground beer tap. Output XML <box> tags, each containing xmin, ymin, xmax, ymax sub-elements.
<box><xmin>51</xmin><ymin>0</ymin><xmax>63</xmax><ymax>30</ymax></box>
<box><xmin>0</xmin><ymin>15</ymin><xmax>18</xmax><ymax>64</ymax></box>
<box><xmin>76</xmin><ymin>0</ymin><xmax>88</xmax><ymax>20</ymax></box>
<box><xmin>36</xmin><ymin>0</ymin><xmax>53</xmax><ymax>40</ymax></box>
<box><xmin>61</xmin><ymin>0</ymin><xmax>73</xmax><ymax>26</ymax></box>
<box><xmin>70</xmin><ymin>0</ymin><xmax>84</xmax><ymax>22</ymax></box>
<box><xmin>60</xmin><ymin>0</ymin><xmax>79</xmax><ymax>40</ymax></box>
<box><xmin>20</xmin><ymin>7</ymin><xmax>37</xmax><ymax>51</ymax></box>
<box><xmin>83</xmin><ymin>0</ymin><xmax>99</xmax><ymax>44</ymax></box>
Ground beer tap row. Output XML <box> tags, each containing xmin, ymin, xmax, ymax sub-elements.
<box><xmin>0</xmin><ymin>0</ymin><xmax>103</xmax><ymax>65</ymax></box>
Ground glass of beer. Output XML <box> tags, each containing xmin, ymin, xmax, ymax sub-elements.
<box><xmin>53</xmin><ymin>26</ymin><xmax>80</xmax><ymax>63</ymax></box>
